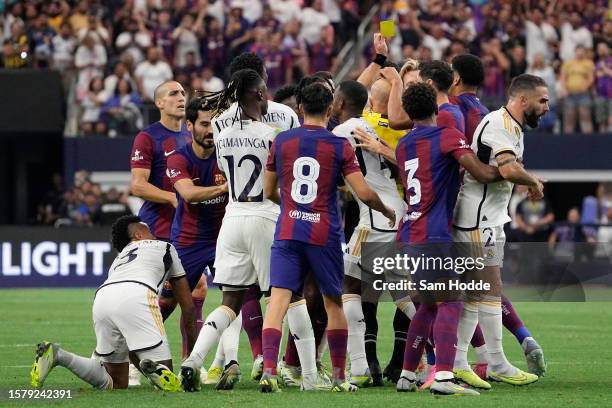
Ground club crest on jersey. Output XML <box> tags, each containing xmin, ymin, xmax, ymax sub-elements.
<box><xmin>214</xmin><ymin>173</ymin><xmax>226</xmax><ymax>185</ymax></box>
<box><xmin>131</xmin><ymin>149</ymin><xmax>144</xmax><ymax>161</ymax></box>
<box><xmin>166</xmin><ymin>168</ymin><xmax>181</xmax><ymax>178</ymax></box>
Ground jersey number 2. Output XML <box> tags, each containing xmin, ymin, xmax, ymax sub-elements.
<box><xmin>404</xmin><ymin>158</ymin><xmax>421</xmax><ymax>205</ymax></box>
<box><xmin>291</xmin><ymin>157</ymin><xmax>320</xmax><ymax>204</ymax></box>
<box><xmin>224</xmin><ymin>154</ymin><xmax>263</xmax><ymax>202</ymax></box>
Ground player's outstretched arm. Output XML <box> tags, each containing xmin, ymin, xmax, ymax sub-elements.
<box><xmin>173</xmin><ymin>179</ymin><xmax>228</xmax><ymax>203</ymax></box>
<box><xmin>170</xmin><ymin>276</ymin><xmax>198</xmax><ymax>353</ymax></box>
<box><xmin>131</xmin><ymin>168</ymin><xmax>178</xmax><ymax>207</ymax></box>
<box><xmin>457</xmin><ymin>153</ymin><xmax>503</xmax><ymax>183</ymax></box>
<box><xmin>357</xmin><ymin>33</ymin><xmax>388</xmax><ymax>89</ymax></box>
<box><xmin>345</xmin><ymin>172</ymin><xmax>395</xmax><ymax>226</ymax></box>
<box><xmin>263</xmin><ymin>170</ymin><xmax>281</xmax><ymax>205</ymax></box>
<box><xmin>496</xmin><ymin>152</ymin><xmax>544</xmax><ymax>199</ymax></box>
<box><xmin>380</xmin><ymin>67</ymin><xmax>413</xmax><ymax>130</ymax></box>
<box><xmin>352</xmin><ymin>127</ymin><xmax>397</xmax><ymax>164</ymax></box>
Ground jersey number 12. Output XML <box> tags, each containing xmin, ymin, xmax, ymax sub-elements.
<box><xmin>224</xmin><ymin>154</ymin><xmax>263</xmax><ymax>202</ymax></box>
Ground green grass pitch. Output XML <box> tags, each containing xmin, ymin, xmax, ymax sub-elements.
<box><xmin>1</xmin><ymin>288</ymin><xmax>610</xmax><ymax>407</ymax></box>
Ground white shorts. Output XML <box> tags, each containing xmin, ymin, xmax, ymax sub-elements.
<box><xmin>452</xmin><ymin>225</ymin><xmax>506</xmax><ymax>267</ymax></box>
<box><xmin>213</xmin><ymin>216</ymin><xmax>275</xmax><ymax>291</ymax></box>
<box><xmin>92</xmin><ymin>282</ymin><xmax>171</xmax><ymax>364</ymax></box>
<box><xmin>345</xmin><ymin>225</ymin><xmax>396</xmax><ymax>282</ymax></box>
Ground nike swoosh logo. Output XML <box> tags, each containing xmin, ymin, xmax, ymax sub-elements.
<box><xmin>249</xmin><ymin>316</ymin><xmax>261</xmax><ymax>321</ymax></box>
<box><xmin>164</xmin><ymin>150</ymin><xmax>175</xmax><ymax>157</ymax></box>
<box><xmin>192</xmin><ymin>177</ymin><xmax>200</xmax><ymax>181</ymax></box>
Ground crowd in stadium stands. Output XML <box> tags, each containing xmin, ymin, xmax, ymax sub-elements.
<box><xmin>0</xmin><ymin>0</ymin><xmax>610</xmax><ymax>136</ymax></box>
<box><xmin>36</xmin><ymin>170</ymin><xmax>131</xmax><ymax>227</ymax></box>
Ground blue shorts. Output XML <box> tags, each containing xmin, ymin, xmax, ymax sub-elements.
<box><xmin>270</xmin><ymin>240</ymin><xmax>344</xmax><ymax>297</ymax></box>
<box><xmin>160</xmin><ymin>243</ymin><xmax>216</xmax><ymax>297</ymax></box>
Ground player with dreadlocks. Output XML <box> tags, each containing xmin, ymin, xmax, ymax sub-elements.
<box><xmin>202</xmin><ymin>54</ymin><xmax>301</xmax><ymax>387</ymax></box>
<box><xmin>180</xmin><ymin>69</ymin><xmax>316</xmax><ymax>392</ymax></box>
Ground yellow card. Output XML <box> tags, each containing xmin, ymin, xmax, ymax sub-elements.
<box><xmin>380</xmin><ymin>20</ymin><xmax>396</xmax><ymax>38</ymax></box>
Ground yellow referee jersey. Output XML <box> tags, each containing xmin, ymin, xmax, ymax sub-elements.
<box><xmin>362</xmin><ymin>109</ymin><xmax>406</xmax><ymax>149</ymax></box>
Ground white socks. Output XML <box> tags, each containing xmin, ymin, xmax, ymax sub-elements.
<box><xmin>221</xmin><ymin>312</ymin><xmax>242</xmax><ymax>364</ymax></box>
<box><xmin>454</xmin><ymin>300</ymin><xmax>479</xmax><ymax>371</ymax></box>
<box><xmin>184</xmin><ymin>305</ymin><xmax>236</xmax><ymax>369</ymax></box>
<box><xmin>287</xmin><ymin>300</ymin><xmax>317</xmax><ymax>381</ymax></box>
<box><xmin>395</xmin><ymin>296</ymin><xmax>416</xmax><ymax>319</ymax></box>
<box><xmin>479</xmin><ymin>296</ymin><xmax>515</xmax><ymax>375</ymax></box>
<box><xmin>343</xmin><ymin>294</ymin><xmax>368</xmax><ymax>376</ymax></box>
<box><xmin>57</xmin><ymin>348</ymin><xmax>112</xmax><ymax>389</ymax></box>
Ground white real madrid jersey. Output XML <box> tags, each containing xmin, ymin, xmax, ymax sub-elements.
<box><xmin>453</xmin><ymin>107</ymin><xmax>525</xmax><ymax>229</ymax></box>
<box><xmin>102</xmin><ymin>240</ymin><xmax>186</xmax><ymax>293</ymax></box>
<box><xmin>333</xmin><ymin>117</ymin><xmax>406</xmax><ymax>231</ymax></box>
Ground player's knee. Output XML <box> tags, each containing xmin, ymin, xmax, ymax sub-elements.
<box><xmin>343</xmin><ymin>275</ymin><xmax>362</xmax><ymax>295</ymax></box>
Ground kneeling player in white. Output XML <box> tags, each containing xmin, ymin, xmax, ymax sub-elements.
<box><xmin>31</xmin><ymin>215</ymin><xmax>197</xmax><ymax>391</ymax></box>
<box><xmin>331</xmin><ymin>80</ymin><xmax>414</xmax><ymax>387</ymax></box>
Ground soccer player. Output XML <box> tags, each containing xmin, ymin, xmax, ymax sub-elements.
<box><xmin>392</xmin><ymin>82</ymin><xmax>506</xmax><ymax>396</ymax></box>
<box><xmin>450</xmin><ymin>54</ymin><xmax>547</xmax><ymax>381</ymax></box>
<box><xmin>179</xmin><ymin>69</ymin><xmax>312</xmax><ymax>392</ymax></box>
<box><xmin>419</xmin><ymin>60</ymin><xmax>466</xmax><ymax>133</ymax></box>
<box><xmin>159</xmin><ymin>96</ymin><xmax>229</xmax><ymax>359</ymax></box>
<box><xmin>452</xmin><ymin>74</ymin><xmax>549</xmax><ymax>387</ymax></box>
<box><xmin>129</xmin><ymin>79</ymin><xmax>191</xmax><ymax>384</ymax></box>
<box><xmin>206</xmin><ymin>53</ymin><xmax>300</xmax><ymax>384</ymax></box>
<box><xmin>330</xmin><ymin>80</ymin><xmax>411</xmax><ymax>387</ymax></box>
<box><xmin>212</xmin><ymin>52</ymin><xmax>300</xmax><ymax>138</ymax></box>
<box><xmin>130</xmin><ymin>81</ymin><xmax>191</xmax><ymax>241</ymax></box>
<box><xmin>31</xmin><ymin>216</ymin><xmax>197</xmax><ymax>391</ymax></box>
<box><xmin>448</xmin><ymin>54</ymin><xmax>490</xmax><ymax>143</ymax></box>
<box><xmin>259</xmin><ymin>82</ymin><xmax>395</xmax><ymax>393</ymax></box>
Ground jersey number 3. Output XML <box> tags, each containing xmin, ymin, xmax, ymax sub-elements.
<box><xmin>291</xmin><ymin>157</ymin><xmax>320</xmax><ymax>204</ymax></box>
<box><xmin>404</xmin><ymin>158</ymin><xmax>421</xmax><ymax>205</ymax></box>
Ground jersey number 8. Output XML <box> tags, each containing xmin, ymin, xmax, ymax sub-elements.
<box><xmin>404</xmin><ymin>158</ymin><xmax>421</xmax><ymax>205</ymax></box>
<box><xmin>291</xmin><ymin>157</ymin><xmax>320</xmax><ymax>204</ymax></box>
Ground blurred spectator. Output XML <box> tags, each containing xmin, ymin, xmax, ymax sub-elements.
<box><xmin>231</xmin><ymin>0</ymin><xmax>262</xmax><ymax>24</ymax></box>
<box><xmin>269</xmin><ymin>0</ymin><xmax>302</xmax><ymax>25</ymax></box>
<box><xmin>102</xmin><ymin>61</ymin><xmax>135</xmax><ymax>101</ymax></box>
<box><xmin>560</xmin><ymin>12</ymin><xmax>594</xmax><ymax>62</ymax></box>
<box><xmin>282</xmin><ymin>19</ymin><xmax>309</xmax><ymax>80</ymax></box>
<box><xmin>480</xmin><ymin>37</ymin><xmax>510</xmax><ymax>107</ymax></box>
<box><xmin>300</xmin><ymin>0</ymin><xmax>330</xmax><ymax>45</ymax></box>
<box><xmin>115</xmin><ymin>15</ymin><xmax>151</xmax><ymax>66</ymax></box>
<box><xmin>515</xmin><ymin>196</ymin><xmax>555</xmax><ymax>242</ymax></box>
<box><xmin>261</xmin><ymin>31</ymin><xmax>293</xmax><ymax>92</ymax></box>
<box><xmin>74</xmin><ymin>33</ymin><xmax>107</xmax><ymax>100</ymax></box>
<box><xmin>80</xmin><ymin>76</ymin><xmax>107</xmax><ymax>136</ymax></box>
<box><xmin>308</xmin><ymin>27</ymin><xmax>338</xmax><ymax>74</ymax></box>
<box><xmin>69</xmin><ymin>1</ymin><xmax>90</xmax><ymax>32</ymax></box>
<box><xmin>2</xmin><ymin>21</ymin><xmax>29</xmax><ymax>68</ymax></box>
<box><xmin>77</xmin><ymin>13</ymin><xmax>110</xmax><ymax>48</ymax></box>
<box><xmin>172</xmin><ymin>12</ymin><xmax>204</xmax><ymax>67</ymax></box>
<box><xmin>36</xmin><ymin>173</ymin><xmax>65</xmax><ymax>226</ymax></box>
<box><xmin>51</xmin><ymin>22</ymin><xmax>77</xmax><ymax>72</ymax></box>
<box><xmin>102</xmin><ymin>78</ymin><xmax>143</xmax><ymax>137</ymax></box>
<box><xmin>97</xmin><ymin>187</ymin><xmax>132</xmax><ymax>225</ymax></box>
<box><xmin>201</xmin><ymin>16</ymin><xmax>226</xmax><ymax>78</ymax></box>
<box><xmin>176</xmin><ymin>51</ymin><xmax>202</xmax><ymax>79</ymax></box>
<box><xmin>525</xmin><ymin>8</ymin><xmax>557</xmax><ymax>64</ymax></box>
<box><xmin>255</xmin><ymin>5</ymin><xmax>281</xmax><ymax>33</ymax></box>
<box><xmin>29</xmin><ymin>13</ymin><xmax>55</xmax><ymax>68</ymax></box>
<box><xmin>560</xmin><ymin>45</ymin><xmax>595</xmax><ymax>134</ymax></box>
<box><xmin>508</xmin><ymin>45</ymin><xmax>527</xmax><ymax>79</ymax></box>
<box><xmin>594</xmin><ymin>42</ymin><xmax>612</xmax><ymax>133</ymax></box>
<box><xmin>134</xmin><ymin>46</ymin><xmax>173</xmax><ymax>102</ymax></box>
<box><xmin>421</xmin><ymin>26</ymin><xmax>450</xmax><ymax>61</ymax></box>
<box><xmin>200</xmin><ymin>66</ymin><xmax>225</xmax><ymax>94</ymax></box>
<box><xmin>3</xmin><ymin>3</ymin><xmax>24</xmax><ymax>40</ymax></box>
<box><xmin>225</xmin><ymin>5</ymin><xmax>252</xmax><ymax>60</ymax></box>
<box><xmin>548</xmin><ymin>207</ymin><xmax>596</xmax><ymax>261</ymax></box>
<box><xmin>151</xmin><ymin>9</ymin><xmax>175</xmax><ymax>63</ymax></box>
<box><xmin>526</xmin><ymin>53</ymin><xmax>558</xmax><ymax>131</ymax></box>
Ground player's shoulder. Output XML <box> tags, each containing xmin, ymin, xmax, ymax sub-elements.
<box><xmin>131</xmin><ymin>239</ymin><xmax>169</xmax><ymax>251</ymax></box>
<box><xmin>268</xmin><ymin>100</ymin><xmax>296</xmax><ymax>116</ymax></box>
